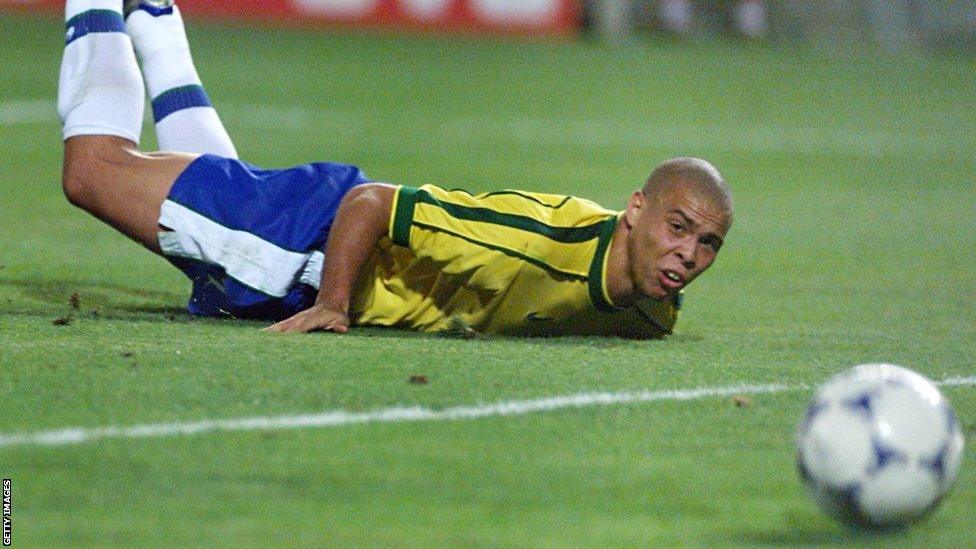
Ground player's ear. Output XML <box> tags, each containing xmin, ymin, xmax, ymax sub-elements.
<box><xmin>624</xmin><ymin>190</ymin><xmax>644</xmax><ymax>227</ymax></box>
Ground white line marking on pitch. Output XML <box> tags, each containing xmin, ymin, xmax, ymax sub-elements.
<box><xmin>0</xmin><ymin>383</ymin><xmax>790</xmax><ymax>448</ymax></box>
<box><xmin>1</xmin><ymin>376</ymin><xmax>972</xmax><ymax>448</ymax></box>
<box><xmin>940</xmin><ymin>376</ymin><xmax>976</xmax><ymax>387</ymax></box>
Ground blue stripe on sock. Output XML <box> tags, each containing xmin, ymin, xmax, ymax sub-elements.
<box><xmin>65</xmin><ymin>10</ymin><xmax>125</xmax><ymax>46</ymax></box>
<box><xmin>137</xmin><ymin>4</ymin><xmax>175</xmax><ymax>17</ymax></box>
<box><xmin>152</xmin><ymin>85</ymin><xmax>213</xmax><ymax>123</ymax></box>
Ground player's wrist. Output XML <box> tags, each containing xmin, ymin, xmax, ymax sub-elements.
<box><xmin>314</xmin><ymin>294</ymin><xmax>349</xmax><ymax>314</ymax></box>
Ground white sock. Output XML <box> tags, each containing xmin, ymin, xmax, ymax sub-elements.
<box><xmin>126</xmin><ymin>5</ymin><xmax>237</xmax><ymax>158</ymax></box>
<box><xmin>659</xmin><ymin>0</ymin><xmax>693</xmax><ymax>33</ymax></box>
<box><xmin>734</xmin><ymin>0</ymin><xmax>767</xmax><ymax>38</ymax></box>
<box><xmin>58</xmin><ymin>0</ymin><xmax>145</xmax><ymax>143</ymax></box>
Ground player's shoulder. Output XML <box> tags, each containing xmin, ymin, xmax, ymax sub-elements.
<box><xmin>417</xmin><ymin>184</ymin><xmax>617</xmax><ymax>225</ymax></box>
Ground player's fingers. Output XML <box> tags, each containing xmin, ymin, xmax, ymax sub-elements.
<box><xmin>288</xmin><ymin>316</ymin><xmax>333</xmax><ymax>334</ymax></box>
<box><xmin>263</xmin><ymin>308</ymin><xmax>346</xmax><ymax>334</ymax></box>
<box><xmin>261</xmin><ymin>321</ymin><xmax>286</xmax><ymax>333</ymax></box>
<box><xmin>308</xmin><ymin>317</ymin><xmax>344</xmax><ymax>334</ymax></box>
<box><xmin>262</xmin><ymin>313</ymin><xmax>303</xmax><ymax>333</ymax></box>
<box><xmin>322</xmin><ymin>313</ymin><xmax>350</xmax><ymax>334</ymax></box>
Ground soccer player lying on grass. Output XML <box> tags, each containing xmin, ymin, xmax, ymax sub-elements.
<box><xmin>58</xmin><ymin>0</ymin><xmax>733</xmax><ymax>338</ymax></box>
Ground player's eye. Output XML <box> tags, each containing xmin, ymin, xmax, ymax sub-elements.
<box><xmin>701</xmin><ymin>237</ymin><xmax>721</xmax><ymax>252</ymax></box>
<box><xmin>669</xmin><ymin>221</ymin><xmax>684</xmax><ymax>233</ymax></box>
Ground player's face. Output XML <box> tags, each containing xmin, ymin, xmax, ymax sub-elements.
<box><xmin>624</xmin><ymin>183</ymin><xmax>730</xmax><ymax>301</ymax></box>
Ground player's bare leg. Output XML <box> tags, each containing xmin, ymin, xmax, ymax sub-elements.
<box><xmin>125</xmin><ymin>0</ymin><xmax>237</xmax><ymax>157</ymax></box>
<box><xmin>59</xmin><ymin>0</ymin><xmax>195</xmax><ymax>251</ymax></box>
<box><xmin>62</xmin><ymin>138</ymin><xmax>194</xmax><ymax>251</ymax></box>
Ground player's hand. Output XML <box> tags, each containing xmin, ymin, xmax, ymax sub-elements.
<box><xmin>262</xmin><ymin>304</ymin><xmax>350</xmax><ymax>334</ymax></box>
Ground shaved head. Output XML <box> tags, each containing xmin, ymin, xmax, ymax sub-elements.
<box><xmin>603</xmin><ymin>156</ymin><xmax>735</xmax><ymax>305</ymax></box>
<box><xmin>642</xmin><ymin>157</ymin><xmax>733</xmax><ymax>220</ymax></box>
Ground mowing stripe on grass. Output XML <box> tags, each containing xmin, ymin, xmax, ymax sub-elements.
<box><xmin>1</xmin><ymin>376</ymin><xmax>973</xmax><ymax>448</ymax></box>
<box><xmin>3</xmin><ymin>99</ymin><xmax>969</xmax><ymax>159</ymax></box>
<box><xmin>225</xmin><ymin>105</ymin><xmax>974</xmax><ymax>160</ymax></box>
<box><xmin>0</xmin><ymin>100</ymin><xmax>51</xmax><ymax>125</ymax></box>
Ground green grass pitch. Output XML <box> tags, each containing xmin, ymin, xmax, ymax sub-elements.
<box><xmin>1</xmin><ymin>13</ymin><xmax>975</xmax><ymax>546</ymax></box>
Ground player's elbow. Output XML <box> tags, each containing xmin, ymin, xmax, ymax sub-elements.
<box><xmin>341</xmin><ymin>183</ymin><xmax>396</xmax><ymax>222</ymax></box>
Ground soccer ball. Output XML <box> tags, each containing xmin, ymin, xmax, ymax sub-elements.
<box><xmin>796</xmin><ymin>363</ymin><xmax>964</xmax><ymax>529</ymax></box>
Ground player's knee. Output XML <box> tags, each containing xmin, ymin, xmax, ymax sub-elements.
<box><xmin>61</xmin><ymin>137</ymin><xmax>135</xmax><ymax>210</ymax></box>
<box><xmin>62</xmin><ymin>158</ymin><xmax>95</xmax><ymax>209</ymax></box>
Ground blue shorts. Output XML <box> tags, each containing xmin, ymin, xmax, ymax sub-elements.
<box><xmin>157</xmin><ymin>154</ymin><xmax>371</xmax><ymax>319</ymax></box>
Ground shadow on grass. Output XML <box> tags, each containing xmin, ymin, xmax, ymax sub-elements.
<box><xmin>0</xmin><ymin>277</ymin><xmax>409</xmax><ymax>334</ymax></box>
<box><xmin>1</xmin><ymin>276</ymin><xmax>182</xmax><ymax>309</ymax></box>
<box><xmin>1</xmin><ymin>277</ymin><xmax>686</xmax><ymax>345</ymax></box>
<box><xmin>734</xmin><ymin>512</ymin><xmax>913</xmax><ymax>546</ymax></box>
<box><xmin>0</xmin><ymin>276</ymin><xmax>204</xmax><ymax>325</ymax></box>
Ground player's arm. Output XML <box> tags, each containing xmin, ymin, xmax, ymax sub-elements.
<box><xmin>264</xmin><ymin>182</ymin><xmax>396</xmax><ymax>334</ymax></box>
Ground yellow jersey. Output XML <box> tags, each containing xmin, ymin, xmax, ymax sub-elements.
<box><xmin>349</xmin><ymin>185</ymin><xmax>680</xmax><ymax>338</ymax></box>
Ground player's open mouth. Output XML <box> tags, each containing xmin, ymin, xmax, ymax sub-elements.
<box><xmin>658</xmin><ymin>269</ymin><xmax>685</xmax><ymax>291</ymax></box>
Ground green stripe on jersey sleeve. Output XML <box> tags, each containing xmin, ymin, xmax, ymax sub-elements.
<box><xmin>587</xmin><ymin>217</ymin><xmax>621</xmax><ymax>313</ymax></box>
<box><xmin>391</xmin><ymin>186</ymin><xmax>420</xmax><ymax>247</ymax></box>
<box><xmin>415</xmin><ymin>188</ymin><xmax>605</xmax><ymax>244</ymax></box>
<box><xmin>412</xmin><ymin>221</ymin><xmax>588</xmax><ymax>281</ymax></box>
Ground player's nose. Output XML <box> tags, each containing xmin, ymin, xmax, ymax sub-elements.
<box><xmin>675</xmin><ymin>239</ymin><xmax>697</xmax><ymax>270</ymax></box>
